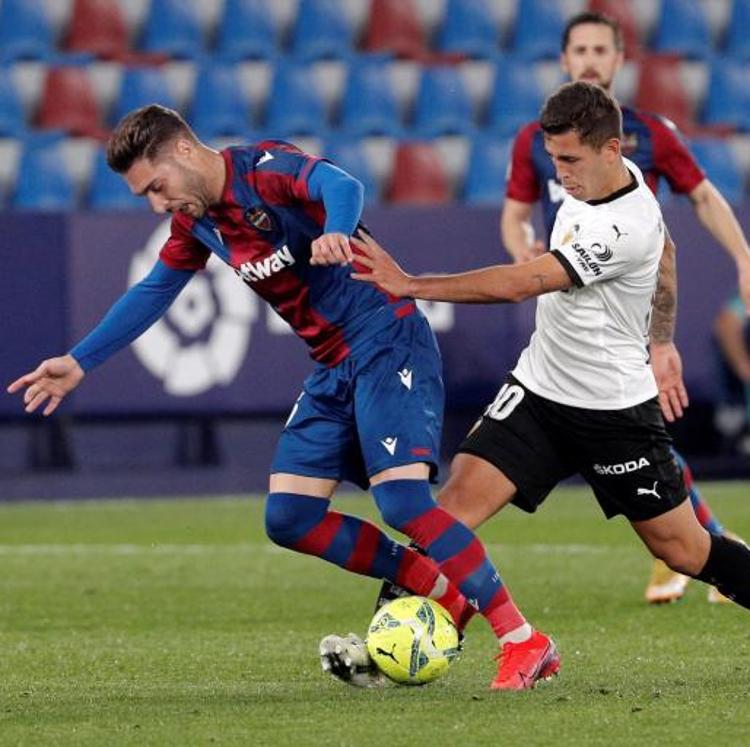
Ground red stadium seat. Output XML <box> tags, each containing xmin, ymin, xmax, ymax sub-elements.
<box><xmin>362</xmin><ymin>0</ymin><xmax>427</xmax><ymax>60</ymax></box>
<box><xmin>588</xmin><ymin>0</ymin><xmax>642</xmax><ymax>59</ymax></box>
<box><xmin>35</xmin><ymin>66</ymin><xmax>106</xmax><ymax>138</ymax></box>
<box><xmin>386</xmin><ymin>142</ymin><xmax>452</xmax><ymax>204</ymax></box>
<box><xmin>63</xmin><ymin>0</ymin><xmax>130</xmax><ymax>60</ymax></box>
<box><xmin>634</xmin><ymin>55</ymin><xmax>694</xmax><ymax>134</ymax></box>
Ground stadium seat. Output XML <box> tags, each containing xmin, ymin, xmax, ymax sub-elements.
<box><xmin>189</xmin><ymin>62</ymin><xmax>251</xmax><ymax>139</ymax></box>
<box><xmin>650</xmin><ymin>0</ymin><xmax>712</xmax><ymax>59</ymax></box>
<box><xmin>139</xmin><ymin>0</ymin><xmax>204</xmax><ymax>59</ymax></box>
<box><xmin>87</xmin><ymin>147</ymin><xmax>147</xmax><ymax>210</ymax></box>
<box><xmin>435</xmin><ymin>0</ymin><xmax>500</xmax><ymax>59</ymax></box>
<box><xmin>12</xmin><ymin>134</ymin><xmax>77</xmax><ymax>211</ymax></box>
<box><xmin>289</xmin><ymin>0</ymin><xmax>354</xmax><ymax>61</ymax></box>
<box><xmin>486</xmin><ymin>58</ymin><xmax>544</xmax><ymax>137</ymax></box>
<box><xmin>588</xmin><ymin>0</ymin><xmax>642</xmax><ymax>59</ymax></box>
<box><xmin>263</xmin><ymin>61</ymin><xmax>328</xmax><ymax>137</ymax></box>
<box><xmin>323</xmin><ymin>139</ymin><xmax>379</xmax><ymax>203</ymax></box>
<box><xmin>0</xmin><ymin>67</ymin><xmax>27</xmax><ymax>136</ymax></box>
<box><xmin>689</xmin><ymin>139</ymin><xmax>744</xmax><ymax>206</ymax></box>
<box><xmin>338</xmin><ymin>56</ymin><xmax>403</xmax><ymax>137</ymax></box>
<box><xmin>635</xmin><ymin>55</ymin><xmax>694</xmax><ymax>134</ymax></box>
<box><xmin>111</xmin><ymin>67</ymin><xmax>177</xmax><ymax>125</ymax></box>
<box><xmin>462</xmin><ymin>136</ymin><xmax>512</xmax><ymax>204</ymax></box>
<box><xmin>35</xmin><ymin>66</ymin><xmax>105</xmax><ymax>138</ymax></box>
<box><xmin>63</xmin><ymin>0</ymin><xmax>131</xmax><ymax>60</ymax></box>
<box><xmin>724</xmin><ymin>0</ymin><xmax>750</xmax><ymax>61</ymax></box>
<box><xmin>386</xmin><ymin>142</ymin><xmax>452</xmax><ymax>204</ymax></box>
<box><xmin>411</xmin><ymin>65</ymin><xmax>475</xmax><ymax>138</ymax></box>
<box><xmin>509</xmin><ymin>0</ymin><xmax>566</xmax><ymax>61</ymax></box>
<box><xmin>361</xmin><ymin>0</ymin><xmax>427</xmax><ymax>60</ymax></box>
<box><xmin>215</xmin><ymin>0</ymin><xmax>279</xmax><ymax>60</ymax></box>
<box><xmin>702</xmin><ymin>60</ymin><xmax>750</xmax><ymax>131</ymax></box>
<box><xmin>0</xmin><ymin>0</ymin><xmax>54</xmax><ymax>62</ymax></box>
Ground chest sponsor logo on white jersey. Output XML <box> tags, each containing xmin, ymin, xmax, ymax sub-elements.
<box><xmin>593</xmin><ymin>457</ymin><xmax>651</xmax><ymax>475</ymax></box>
<box><xmin>571</xmin><ymin>242</ymin><xmax>602</xmax><ymax>277</ymax></box>
<box><xmin>238</xmin><ymin>244</ymin><xmax>295</xmax><ymax>283</ymax></box>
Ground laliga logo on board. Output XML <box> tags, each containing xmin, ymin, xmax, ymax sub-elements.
<box><xmin>128</xmin><ymin>219</ymin><xmax>258</xmax><ymax>396</ymax></box>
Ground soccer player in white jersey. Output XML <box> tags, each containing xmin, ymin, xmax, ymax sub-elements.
<box><xmin>348</xmin><ymin>81</ymin><xmax>750</xmax><ymax>690</ymax></box>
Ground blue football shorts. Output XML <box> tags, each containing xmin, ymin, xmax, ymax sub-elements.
<box><xmin>271</xmin><ymin>310</ymin><xmax>444</xmax><ymax>489</ymax></box>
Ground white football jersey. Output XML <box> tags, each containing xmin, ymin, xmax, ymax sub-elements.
<box><xmin>512</xmin><ymin>159</ymin><xmax>663</xmax><ymax>410</ymax></box>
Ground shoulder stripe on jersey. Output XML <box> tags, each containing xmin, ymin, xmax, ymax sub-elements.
<box><xmin>551</xmin><ymin>249</ymin><xmax>583</xmax><ymax>288</ymax></box>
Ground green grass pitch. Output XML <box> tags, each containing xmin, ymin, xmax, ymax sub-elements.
<box><xmin>1</xmin><ymin>484</ymin><xmax>749</xmax><ymax>746</ymax></box>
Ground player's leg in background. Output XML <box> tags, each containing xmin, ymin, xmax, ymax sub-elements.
<box><xmin>645</xmin><ymin>448</ymin><xmax>743</xmax><ymax>604</ymax></box>
<box><xmin>632</xmin><ymin>499</ymin><xmax>750</xmax><ymax>610</ymax></box>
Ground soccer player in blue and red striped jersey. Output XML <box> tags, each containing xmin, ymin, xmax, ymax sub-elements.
<box><xmin>7</xmin><ymin>105</ymin><xmax>533</xmax><ymax>689</ymax></box>
<box><xmin>501</xmin><ymin>11</ymin><xmax>750</xmax><ymax>604</ymax></box>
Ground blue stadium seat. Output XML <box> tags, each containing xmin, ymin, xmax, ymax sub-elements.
<box><xmin>189</xmin><ymin>62</ymin><xmax>251</xmax><ymax>139</ymax></box>
<box><xmin>12</xmin><ymin>134</ymin><xmax>77</xmax><ymax>211</ymax></box>
<box><xmin>509</xmin><ymin>0</ymin><xmax>565</xmax><ymax>61</ymax></box>
<box><xmin>411</xmin><ymin>65</ymin><xmax>475</xmax><ymax>138</ymax></box>
<box><xmin>435</xmin><ymin>0</ymin><xmax>500</xmax><ymax>58</ymax></box>
<box><xmin>702</xmin><ymin>60</ymin><xmax>750</xmax><ymax>131</ymax></box>
<box><xmin>111</xmin><ymin>67</ymin><xmax>177</xmax><ymax>125</ymax></box>
<box><xmin>689</xmin><ymin>138</ymin><xmax>744</xmax><ymax>206</ymax></box>
<box><xmin>486</xmin><ymin>58</ymin><xmax>544</xmax><ymax>137</ymax></box>
<box><xmin>290</xmin><ymin>0</ymin><xmax>354</xmax><ymax>60</ymax></box>
<box><xmin>215</xmin><ymin>0</ymin><xmax>279</xmax><ymax>60</ymax></box>
<box><xmin>88</xmin><ymin>148</ymin><xmax>148</xmax><ymax>210</ymax></box>
<box><xmin>650</xmin><ymin>0</ymin><xmax>712</xmax><ymax>59</ymax></box>
<box><xmin>462</xmin><ymin>136</ymin><xmax>511</xmax><ymax>204</ymax></box>
<box><xmin>0</xmin><ymin>67</ymin><xmax>27</xmax><ymax>136</ymax></box>
<box><xmin>724</xmin><ymin>0</ymin><xmax>750</xmax><ymax>61</ymax></box>
<box><xmin>338</xmin><ymin>56</ymin><xmax>402</xmax><ymax>137</ymax></box>
<box><xmin>263</xmin><ymin>61</ymin><xmax>328</xmax><ymax>137</ymax></box>
<box><xmin>140</xmin><ymin>0</ymin><xmax>204</xmax><ymax>59</ymax></box>
<box><xmin>0</xmin><ymin>0</ymin><xmax>54</xmax><ymax>62</ymax></box>
<box><xmin>323</xmin><ymin>138</ymin><xmax>379</xmax><ymax>203</ymax></box>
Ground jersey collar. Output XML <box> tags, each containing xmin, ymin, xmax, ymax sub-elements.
<box><xmin>586</xmin><ymin>169</ymin><xmax>638</xmax><ymax>206</ymax></box>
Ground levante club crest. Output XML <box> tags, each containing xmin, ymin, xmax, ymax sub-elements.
<box><xmin>245</xmin><ymin>207</ymin><xmax>274</xmax><ymax>232</ymax></box>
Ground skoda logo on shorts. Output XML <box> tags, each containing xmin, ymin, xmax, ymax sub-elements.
<box><xmin>128</xmin><ymin>219</ymin><xmax>258</xmax><ymax>396</ymax></box>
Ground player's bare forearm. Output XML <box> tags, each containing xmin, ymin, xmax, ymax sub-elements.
<box><xmin>501</xmin><ymin>198</ymin><xmax>545</xmax><ymax>264</ymax></box>
<box><xmin>690</xmin><ymin>180</ymin><xmax>750</xmax><ymax>312</ymax></box>
<box><xmin>650</xmin><ymin>231</ymin><xmax>677</xmax><ymax>345</ymax></box>
<box><xmin>351</xmin><ymin>231</ymin><xmax>571</xmax><ymax>303</ymax></box>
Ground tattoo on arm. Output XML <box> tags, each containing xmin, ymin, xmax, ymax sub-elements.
<box><xmin>650</xmin><ymin>230</ymin><xmax>677</xmax><ymax>344</ymax></box>
<box><xmin>532</xmin><ymin>273</ymin><xmax>548</xmax><ymax>294</ymax></box>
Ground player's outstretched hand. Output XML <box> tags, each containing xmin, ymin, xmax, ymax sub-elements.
<box><xmin>350</xmin><ymin>230</ymin><xmax>414</xmax><ymax>298</ymax></box>
<box><xmin>650</xmin><ymin>342</ymin><xmax>689</xmax><ymax>422</ymax></box>
<box><xmin>310</xmin><ymin>232</ymin><xmax>354</xmax><ymax>266</ymax></box>
<box><xmin>6</xmin><ymin>354</ymin><xmax>85</xmax><ymax>416</ymax></box>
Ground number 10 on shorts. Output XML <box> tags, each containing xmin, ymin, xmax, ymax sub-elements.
<box><xmin>485</xmin><ymin>383</ymin><xmax>525</xmax><ymax>421</ymax></box>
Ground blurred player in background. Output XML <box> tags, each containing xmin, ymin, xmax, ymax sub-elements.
<box><xmin>7</xmin><ymin>104</ymin><xmax>545</xmax><ymax>691</ymax></box>
<box><xmin>350</xmin><ymin>82</ymin><xmax>750</xmax><ymax>690</ymax></box>
<box><xmin>713</xmin><ymin>293</ymin><xmax>750</xmax><ymax>454</ymax></box>
<box><xmin>501</xmin><ymin>11</ymin><xmax>749</xmax><ymax>604</ymax></box>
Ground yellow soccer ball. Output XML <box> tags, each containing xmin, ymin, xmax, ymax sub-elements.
<box><xmin>366</xmin><ymin>596</ymin><xmax>460</xmax><ymax>685</ymax></box>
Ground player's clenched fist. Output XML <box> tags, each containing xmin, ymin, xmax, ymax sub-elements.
<box><xmin>7</xmin><ymin>354</ymin><xmax>85</xmax><ymax>416</ymax></box>
<box><xmin>310</xmin><ymin>232</ymin><xmax>354</xmax><ymax>266</ymax></box>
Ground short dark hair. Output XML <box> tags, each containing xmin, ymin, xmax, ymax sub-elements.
<box><xmin>561</xmin><ymin>11</ymin><xmax>624</xmax><ymax>52</ymax></box>
<box><xmin>106</xmin><ymin>104</ymin><xmax>197</xmax><ymax>173</ymax></box>
<box><xmin>540</xmin><ymin>81</ymin><xmax>623</xmax><ymax>150</ymax></box>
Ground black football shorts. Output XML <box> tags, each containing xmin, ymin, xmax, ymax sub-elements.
<box><xmin>458</xmin><ymin>375</ymin><xmax>686</xmax><ymax>522</ymax></box>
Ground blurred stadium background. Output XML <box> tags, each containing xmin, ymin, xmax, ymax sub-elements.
<box><xmin>2</xmin><ymin>0</ymin><xmax>749</xmax><ymax>500</ymax></box>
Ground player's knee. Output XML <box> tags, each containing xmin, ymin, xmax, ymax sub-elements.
<box><xmin>655</xmin><ymin>541</ymin><xmax>705</xmax><ymax>576</ymax></box>
<box><xmin>264</xmin><ymin>492</ymin><xmax>328</xmax><ymax>548</ymax></box>
<box><xmin>372</xmin><ymin>479</ymin><xmax>435</xmax><ymax>531</ymax></box>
